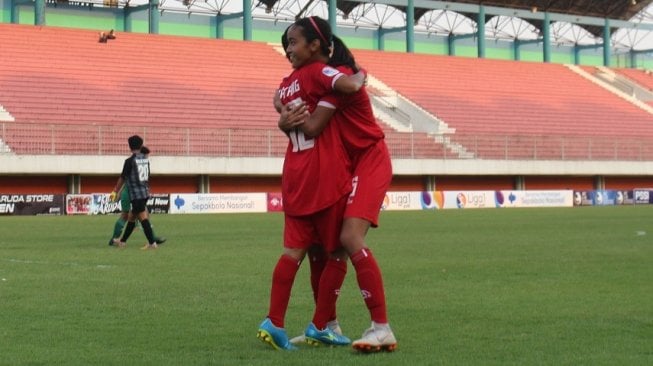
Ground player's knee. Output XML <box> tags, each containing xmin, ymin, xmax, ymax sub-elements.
<box><xmin>283</xmin><ymin>247</ymin><xmax>306</xmax><ymax>262</ymax></box>
<box><xmin>340</xmin><ymin>230</ymin><xmax>364</xmax><ymax>252</ymax></box>
<box><xmin>329</xmin><ymin>247</ymin><xmax>348</xmax><ymax>262</ymax></box>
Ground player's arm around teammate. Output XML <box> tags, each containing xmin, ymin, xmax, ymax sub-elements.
<box><xmin>258</xmin><ymin>20</ymin><xmax>358</xmax><ymax>351</ymax></box>
<box><xmin>279</xmin><ymin>16</ymin><xmax>398</xmax><ymax>353</ymax></box>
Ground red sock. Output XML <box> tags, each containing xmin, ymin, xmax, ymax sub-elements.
<box><xmin>309</xmin><ymin>249</ymin><xmax>327</xmax><ymax>305</ymax></box>
<box><xmin>312</xmin><ymin>258</ymin><xmax>347</xmax><ymax>329</ymax></box>
<box><xmin>351</xmin><ymin>248</ymin><xmax>388</xmax><ymax>324</ymax></box>
<box><xmin>268</xmin><ymin>254</ymin><xmax>300</xmax><ymax>328</ymax></box>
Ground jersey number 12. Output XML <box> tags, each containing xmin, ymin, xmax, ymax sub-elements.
<box><xmin>289</xmin><ymin>129</ymin><xmax>315</xmax><ymax>152</ymax></box>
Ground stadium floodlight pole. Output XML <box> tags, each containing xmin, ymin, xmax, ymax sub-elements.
<box><xmin>574</xmin><ymin>43</ymin><xmax>602</xmax><ymax>65</ymax></box>
<box><xmin>448</xmin><ymin>32</ymin><xmax>475</xmax><ymax>56</ymax></box>
<box><xmin>512</xmin><ymin>37</ymin><xmax>543</xmax><ymax>61</ymax></box>
<box><xmin>124</xmin><ymin>5</ymin><xmax>132</xmax><ymax>32</ymax></box>
<box><xmin>148</xmin><ymin>0</ymin><xmax>159</xmax><ymax>34</ymax></box>
<box><xmin>124</xmin><ymin>2</ymin><xmax>150</xmax><ymax>32</ymax></box>
<box><xmin>477</xmin><ymin>5</ymin><xmax>485</xmax><ymax>58</ymax></box>
<box><xmin>603</xmin><ymin>18</ymin><xmax>611</xmax><ymax>67</ymax></box>
<box><xmin>378</xmin><ymin>27</ymin><xmax>405</xmax><ymax>51</ymax></box>
<box><xmin>513</xmin><ymin>38</ymin><xmax>540</xmax><ymax>61</ymax></box>
<box><xmin>328</xmin><ymin>0</ymin><xmax>337</xmax><ymax>35</ymax></box>
<box><xmin>10</xmin><ymin>0</ymin><xmax>20</xmax><ymax>23</ymax></box>
<box><xmin>629</xmin><ymin>48</ymin><xmax>653</xmax><ymax>68</ymax></box>
<box><xmin>630</xmin><ymin>49</ymin><xmax>636</xmax><ymax>68</ymax></box>
<box><xmin>447</xmin><ymin>33</ymin><xmax>454</xmax><ymax>55</ymax></box>
<box><xmin>215</xmin><ymin>12</ymin><xmax>244</xmax><ymax>39</ymax></box>
<box><xmin>543</xmin><ymin>12</ymin><xmax>551</xmax><ymax>63</ymax></box>
<box><xmin>243</xmin><ymin>0</ymin><xmax>252</xmax><ymax>41</ymax></box>
<box><xmin>34</xmin><ymin>0</ymin><xmax>45</xmax><ymax>25</ymax></box>
<box><xmin>406</xmin><ymin>0</ymin><xmax>415</xmax><ymax>53</ymax></box>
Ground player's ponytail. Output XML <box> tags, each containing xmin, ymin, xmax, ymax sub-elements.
<box><xmin>329</xmin><ymin>35</ymin><xmax>359</xmax><ymax>73</ymax></box>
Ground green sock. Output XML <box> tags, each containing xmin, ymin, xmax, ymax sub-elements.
<box><xmin>112</xmin><ymin>218</ymin><xmax>126</xmax><ymax>239</ymax></box>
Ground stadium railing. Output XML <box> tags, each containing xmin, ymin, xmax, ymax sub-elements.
<box><xmin>1</xmin><ymin>122</ymin><xmax>652</xmax><ymax>161</ymax></box>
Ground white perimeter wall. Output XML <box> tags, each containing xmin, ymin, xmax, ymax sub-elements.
<box><xmin>1</xmin><ymin>155</ymin><xmax>652</xmax><ymax>177</ymax></box>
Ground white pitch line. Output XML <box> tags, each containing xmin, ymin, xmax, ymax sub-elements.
<box><xmin>4</xmin><ymin>258</ymin><xmax>114</xmax><ymax>268</ymax></box>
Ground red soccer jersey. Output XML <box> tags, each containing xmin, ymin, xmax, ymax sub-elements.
<box><xmin>330</xmin><ymin>66</ymin><xmax>385</xmax><ymax>157</ymax></box>
<box><xmin>278</xmin><ymin>61</ymin><xmax>352</xmax><ymax>216</ymax></box>
<box><xmin>299</xmin><ymin>64</ymin><xmax>391</xmax><ymax>227</ymax></box>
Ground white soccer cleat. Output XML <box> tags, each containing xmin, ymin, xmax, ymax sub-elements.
<box><xmin>289</xmin><ymin>334</ymin><xmax>306</xmax><ymax>345</ymax></box>
<box><xmin>327</xmin><ymin>320</ymin><xmax>342</xmax><ymax>335</ymax></box>
<box><xmin>352</xmin><ymin>322</ymin><xmax>397</xmax><ymax>353</ymax></box>
<box><xmin>290</xmin><ymin>319</ymin><xmax>343</xmax><ymax>345</ymax></box>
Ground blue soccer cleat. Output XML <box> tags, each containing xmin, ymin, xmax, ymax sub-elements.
<box><xmin>304</xmin><ymin>323</ymin><xmax>351</xmax><ymax>347</ymax></box>
<box><xmin>257</xmin><ymin>318</ymin><xmax>297</xmax><ymax>351</ymax></box>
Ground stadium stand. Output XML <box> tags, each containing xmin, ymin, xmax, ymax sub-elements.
<box><xmin>353</xmin><ymin>49</ymin><xmax>653</xmax><ymax>159</ymax></box>
<box><xmin>0</xmin><ymin>23</ymin><xmax>452</xmax><ymax>158</ymax></box>
<box><xmin>2</xmin><ymin>23</ymin><xmax>653</xmax><ymax>160</ymax></box>
<box><xmin>613</xmin><ymin>67</ymin><xmax>653</xmax><ymax>90</ymax></box>
<box><xmin>0</xmin><ymin>23</ymin><xmax>292</xmax><ymax>155</ymax></box>
<box><xmin>0</xmin><ymin>24</ymin><xmax>288</xmax><ymax>127</ymax></box>
<box><xmin>384</xmin><ymin>130</ymin><xmax>448</xmax><ymax>159</ymax></box>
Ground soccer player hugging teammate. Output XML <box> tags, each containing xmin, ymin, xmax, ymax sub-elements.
<box><xmin>257</xmin><ymin>22</ymin><xmax>355</xmax><ymax>351</ymax></box>
<box><xmin>258</xmin><ymin>16</ymin><xmax>396</xmax><ymax>353</ymax></box>
<box><xmin>284</xmin><ymin>16</ymin><xmax>396</xmax><ymax>352</ymax></box>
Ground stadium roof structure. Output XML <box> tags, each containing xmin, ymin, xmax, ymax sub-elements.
<box><xmin>408</xmin><ymin>0</ymin><xmax>653</xmax><ymax>37</ymax></box>
<box><xmin>33</xmin><ymin>0</ymin><xmax>653</xmax><ymax>50</ymax></box>
<box><xmin>157</xmin><ymin>0</ymin><xmax>653</xmax><ymax>49</ymax></box>
<box><xmin>332</xmin><ymin>0</ymin><xmax>653</xmax><ymax>25</ymax></box>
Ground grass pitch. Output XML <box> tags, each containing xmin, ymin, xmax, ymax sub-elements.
<box><xmin>0</xmin><ymin>207</ymin><xmax>651</xmax><ymax>365</ymax></box>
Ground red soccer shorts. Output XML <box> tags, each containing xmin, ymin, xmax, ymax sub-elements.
<box><xmin>345</xmin><ymin>141</ymin><xmax>392</xmax><ymax>228</ymax></box>
<box><xmin>284</xmin><ymin>193</ymin><xmax>348</xmax><ymax>253</ymax></box>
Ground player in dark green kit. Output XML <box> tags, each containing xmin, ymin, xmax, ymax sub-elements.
<box><xmin>108</xmin><ymin>186</ymin><xmax>166</xmax><ymax>245</ymax></box>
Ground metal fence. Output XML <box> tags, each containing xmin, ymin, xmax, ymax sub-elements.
<box><xmin>2</xmin><ymin>122</ymin><xmax>653</xmax><ymax>161</ymax></box>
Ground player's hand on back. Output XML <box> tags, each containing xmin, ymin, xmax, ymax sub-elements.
<box><xmin>278</xmin><ymin>102</ymin><xmax>309</xmax><ymax>131</ymax></box>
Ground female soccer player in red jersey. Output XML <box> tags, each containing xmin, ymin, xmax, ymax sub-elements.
<box><xmin>257</xmin><ymin>22</ymin><xmax>368</xmax><ymax>351</ymax></box>
<box><xmin>277</xmin><ymin>16</ymin><xmax>397</xmax><ymax>353</ymax></box>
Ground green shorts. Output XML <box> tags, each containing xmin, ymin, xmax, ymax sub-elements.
<box><xmin>120</xmin><ymin>188</ymin><xmax>131</xmax><ymax>213</ymax></box>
